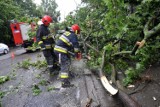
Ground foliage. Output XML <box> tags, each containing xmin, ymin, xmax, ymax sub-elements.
<box><xmin>32</xmin><ymin>60</ymin><xmax>47</xmax><ymax>69</ymax></box>
<box><xmin>0</xmin><ymin>0</ymin><xmax>60</xmax><ymax>45</ymax></box>
<box><xmin>62</xmin><ymin>0</ymin><xmax>160</xmax><ymax>86</ymax></box>
<box><xmin>17</xmin><ymin>59</ymin><xmax>31</xmax><ymax>69</ymax></box>
<box><xmin>0</xmin><ymin>91</ymin><xmax>6</xmax><ymax>98</ymax></box>
<box><xmin>26</xmin><ymin>42</ymin><xmax>40</xmax><ymax>52</ymax></box>
<box><xmin>32</xmin><ymin>84</ymin><xmax>42</xmax><ymax>96</ymax></box>
<box><xmin>0</xmin><ymin>91</ymin><xmax>6</xmax><ymax>107</ymax></box>
<box><xmin>47</xmin><ymin>86</ymin><xmax>55</xmax><ymax>91</ymax></box>
<box><xmin>41</xmin><ymin>0</ymin><xmax>60</xmax><ymax>22</ymax></box>
<box><xmin>0</xmin><ymin>0</ymin><xmax>19</xmax><ymax>44</ymax></box>
<box><xmin>17</xmin><ymin>59</ymin><xmax>47</xmax><ymax>69</ymax></box>
<box><xmin>35</xmin><ymin>74</ymin><xmax>41</xmax><ymax>79</ymax></box>
<box><xmin>49</xmin><ymin>23</ymin><xmax>60</xmax><ymax>34</ymax></box>
<box><xmin>13</xmin><ymin>0</ymin><xmax>42</xmax><ymax>17</ymax></box>
<box><xmin>1</xmin><ymin>0</ymin><xmax>160</xmax><ymax>87</ymax></box>
<box><xmin>38</xmin><ymin>79</ymin><xmax>48</xmax><ymax>86</ymax></box>
<box><xmin>0</xmin><ymin>0</ymin><xmax>42</xmax><ymax>44</ymax></box>
<box><xmin>0</xmin><ymin>76</ymin><xmax>10</xmax><ymax>84</ymax></box>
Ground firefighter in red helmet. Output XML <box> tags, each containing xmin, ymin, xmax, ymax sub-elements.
<box><xmin>71</xmin><ymin>24</ymin><xmax>80</xmax><ymax>35</ymax></box>
<box><xmin>42</xmin><ymin>15</ymin><xmax>52</xmax><ymax>26</ymax></box>
<box><xmin>54</xmin><ymin>24</ymin><xmax>81</xmax><ymax>88</ymax></box>
<box><xmin>36</xmin><ymin>15</ymin><xmax>59</xmax><ymax>75</ymax></box>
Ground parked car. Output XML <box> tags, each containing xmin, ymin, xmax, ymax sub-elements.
<box><xmin>0</xmin><ymin>43</ymin><xmax>9</xmax><ymax>54</ymax></box>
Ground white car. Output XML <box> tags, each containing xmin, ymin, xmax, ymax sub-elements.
<box><xmin>0</xmin><ymin>43</ymin><xmax>9</xmax><ymax>54</ymax></box>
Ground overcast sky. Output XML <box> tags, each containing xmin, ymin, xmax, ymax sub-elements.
<box><xmin>33</xmin><ymin>0</ymin><xmax>81</xmax><ymax>21</ymax></box>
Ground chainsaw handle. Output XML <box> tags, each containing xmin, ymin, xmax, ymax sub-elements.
<box><xmin>68</xmin><ymin>51</ymin><xmax>82</xmax><ymax>60</ymax></box>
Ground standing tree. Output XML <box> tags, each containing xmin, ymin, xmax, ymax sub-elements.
<box><xmin>13</xmin><ymin>0</ymin><xmax>42</xmax><ymax>17</ymax></box>
<box><xmin>41</xmin><ymin>0</ymin><xmax>60</xmax><ymax>22</ymax></box>
<box><xmin>0</xmin><ymin>0</ymin><xmax>19</xmax><ymax>44</ymax></box>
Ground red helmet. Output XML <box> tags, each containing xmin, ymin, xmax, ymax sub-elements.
<box><xmin>42</xmin><ymin>15</ymin><xmax>53</xmax><ymax>26</ymax></box>
<box><xmin>71</xmin><ymin>24</ymin><xmax>80</xmax><ymax>34</ymax></box>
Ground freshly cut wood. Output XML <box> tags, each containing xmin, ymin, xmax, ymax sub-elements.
<box><xmin>99</xmin><ymin>49</ymin><xmax>118</xmax><ymax>95</ymax></box>
<box><xmin>100</xmin><ymin>75</ymin><xmax>118</xmax><ymax>95</ymax></box>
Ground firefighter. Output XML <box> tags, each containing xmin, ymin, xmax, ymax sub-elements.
<box><xmin>36</xmin><ymin>15</ymin><xmax>59</xmax><ymax>75</ymax></box>
<box><xmin>54</xmin><ymin>24</ymin><xmax>81</xmax><ymax>88</ymax></box>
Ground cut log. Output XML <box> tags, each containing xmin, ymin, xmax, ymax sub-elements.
<box><xmin>100</xmin><ymin>75</ymin><xmax>118</xmax><ymax>95</ymax></box>
<box><xmin>117</xmin><ymin>90</ymin><xmax>141</xmax><ymax>107</ymax></box>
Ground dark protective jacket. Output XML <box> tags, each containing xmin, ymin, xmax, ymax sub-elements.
<box><xmin>54</xmin><ymin>31</ymin><xmax>79</xmax><ymax>54</ymax></box>
<box><xmin>36</xmin><ymin>24</ymin><xmax>55</xmax><ymax>50</ymax></box>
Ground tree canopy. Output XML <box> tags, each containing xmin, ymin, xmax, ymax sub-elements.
<box><xmin>0</xmin><ymin>0</ymin><xmax>19</xmax><ymax>44</ymax></box>
<box><xmin>61</xmin><ymin>0</ymin><xmax>160</xmax><ymax>86</ymax></box>
<box><xmin>41</xmin><ymin>0</ymin><xmax>60</xmax><ymax>22</ymax></box>
<box><xmin>0</xmin><ymin>0</ymin><xmax>59</xmax><ymax>44</ymax></box>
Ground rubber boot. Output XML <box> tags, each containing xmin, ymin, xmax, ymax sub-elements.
<box><xmin>61</xmin><ymin>79</ymin><xmax>74</xmax><ymax>88</ymax></box>
<box><xmin>68</xmin><ymin>71</ymin><xmax>76</xmax><ymax>78</ymax></box>
<box><xmin>49</xmin><ymin>67</ymin><xmax>54</xmax><ymax>75</ymax></box>
<box><xmin>50</xmin><ymin>71</ymin><xmax>59</xmax><ymax>77</ymax></box>
<box><xmin>50</xmin><ymin>65</ymin><xmax>60</xmax><ymax>76</ymax></box>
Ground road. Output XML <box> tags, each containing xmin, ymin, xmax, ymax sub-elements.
<box><xmin>0</xmin><ymin>48</ymin><xmax>80</xmax><ymax>107</ymax></box>
<box><xmin>0</xmin><ymin>47</ymin><xmax>40</xmax><ymax>76</ymax></box>
<box><xmin>0</xmin><ymin>47</ymin><xmax>122</xmax><ymax>107</ymax></box>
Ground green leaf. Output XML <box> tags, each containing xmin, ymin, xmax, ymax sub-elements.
<box><xmin>0</xmin><ymin>76</ymin><xmax>10</xmax><ymax>84</ymax></box>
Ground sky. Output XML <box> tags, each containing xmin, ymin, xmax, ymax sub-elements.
<box><xmin>33</xmin><ymin>0</ymin><xmax>81</xmax><ymax>21</ymax></box>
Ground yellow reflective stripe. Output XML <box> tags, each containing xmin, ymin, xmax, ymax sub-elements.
<box><xmin>55</xmin><ymin>45</ymin><xmax>67</xmax><ymax>51</ymax></box>
<box><xmin>42</xmin><ymin>36</ymin><xmax>46</xmax><ymax>39</ymax></box>
<box><xmin>59</xmin><ymin>36</ymin><xmax>71</xmax><ymax>46</ymax></box>
<box><xmin>60</xmin><ymin>73</ymin><xmax>69</xmax><ymax>79</ymax></box>
<box><xmin>54</xmin><ymin>45</ymin><xmax>68</xmax><ymax>53</ymax></box>
<box><xmin>38</xmin><ymin>41</ymin><xmax>43</xmax><ymax>45</ymax></box>
<box><xmin>59</xmin><ymin>37</ymin><xmax>71</xmax><ymax>46</ymax></box>
<box><xmin>48</xmin><ymin>36</ymin><xmax>52</xmax><ymax>38</ymax></box>
<box><xmin>45</xmin><ymin>45</ymin><xmax>51</xmax><ymax>49</ymax></box>
<box><xmin>60</xmin><ymin>75</ymin><xmax>69</xmax><ymax>78</ymax></box>
<box><xmin>42</xmin><ymin>35</ymin><xmax>52</xmax><ymax>40</ymax></box>
<box><xmin>55</xmin><ymin>45</ymin><xmax>67</xmax><ymax>50</ymax></box>
<box><xmin>54</xmin><ymin>48</ymin><xmax>67</xmax><ymax>53</ymax></box>
<box><xmin>75</xmin><ymin>30</ymin><xmax>78</xmax><ymax>35</ymax></box>
<box><xmin>64</xmin><ymin>31</ymin><xmax>71</xmax><ymax>36</ymax></box>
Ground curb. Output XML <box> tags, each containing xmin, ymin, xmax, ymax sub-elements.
<box><xmin>78</xmin><ymin>68</ymin><xmax>123</xmax><ymax>107</ymax></box>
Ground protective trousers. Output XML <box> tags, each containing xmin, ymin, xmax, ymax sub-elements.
<box><xmin>59</xmin><ymin>53</ymin><xmax>70</xmax><ymax>78</ymax></box>
<box><xmin>42</xmin><ymin>49</ymin><xmax>58</xmax><ymax>73</ymax></box>
<box><xmin>54</xmin><ymin>51</ymin><xmax>71</xmax><ymax>82</ymax></box>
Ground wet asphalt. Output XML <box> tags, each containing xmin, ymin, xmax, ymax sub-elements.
<box><xmin>0</xmin><ymin>48</ymin><xmax>124</xmax><ymax>107</ymax></box>
<box><xmin>0</xmin><ymin>48</ymin><xmax>81</xmax><ymax>107</ymax></box>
